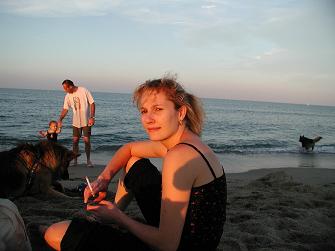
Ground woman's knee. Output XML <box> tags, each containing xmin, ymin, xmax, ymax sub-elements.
<box><xmin>123</xmin><ymin>158</ymin><xmax>161</xmax><ymax>193</ymax></box>
<box><xmin>125</xmin><ymin>156</ymin><xmax>142</xmax><ymax>173</ymax></box>
<box><xmin>44</xmin><ymin>220</ymin><xmax>71</xmax><ymax>250</ymax></box>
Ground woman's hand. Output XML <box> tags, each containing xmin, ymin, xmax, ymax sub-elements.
<box><xmin>86</xmin><ymin>200</ymin><xmax>121</xmax><ymax>224</ymax></box>
<box><xmin>83</xmin><ymin>176</ymin><xmax>109</xmax><ymax>203</ymax></box>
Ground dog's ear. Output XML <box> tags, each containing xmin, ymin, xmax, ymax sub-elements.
<box><xmin>20</xmin><ymin>150</ymin><xmax>34</xmax><ymax>163</ymax></box>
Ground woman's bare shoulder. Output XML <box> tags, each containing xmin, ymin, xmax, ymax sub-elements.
<box><xmin>165</xmin><ymin>141</ymin><xmax>221</xmax><ymax>173</ymax></box>
<box><xmin>164</xmin><ymin>143</ymin><xmax>202</xmax><ymax>169</ymax></box>
<box><xmin>162</xmin><ymin>145</ymin><xmax>198</xmax><ymax>189</ymax></box>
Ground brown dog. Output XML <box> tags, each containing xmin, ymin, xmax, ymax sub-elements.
<box><xmin>0</xmin><ymin>141</ymin><xmax>78</xmax><ymax>199</ymax></box>
<box><xmin>299</xmin><ymin>135</ymin><xmax>322</xmax><ymax>151</ymax></box>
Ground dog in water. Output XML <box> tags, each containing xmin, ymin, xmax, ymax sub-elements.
<box><xmin>299</xmin><ymin>135</ymin><xmax>322</xmax><ymax>151</ymax></box>
<box><xmin>0</xmin><ymin>141</ymin><xmax>79</xmax><ymax>199</ymax></box>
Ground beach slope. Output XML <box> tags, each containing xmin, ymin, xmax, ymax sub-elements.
<box><xmin>13</xmin><ymin>165</ymin><xmax>335</xmax><ymax>251</ymax></box>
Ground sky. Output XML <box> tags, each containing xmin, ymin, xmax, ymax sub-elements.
<box><xmin>0</xmin><ymin>0</ymin><xmax>334</xmax><ymax>106</ymax></box>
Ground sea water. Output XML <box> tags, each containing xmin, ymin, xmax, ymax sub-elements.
<box><xmin>1</xmin><ymin>88</ymin><xmax>334</xmax><ymax>172</ymax></box>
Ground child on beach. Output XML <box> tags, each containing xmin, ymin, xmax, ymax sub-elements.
<box><xmin>39</xmin><ymin>120</ymin><xmax>61</xmax><ymax>143</ymax></box>
<box><xmin>43</xmin><ymin>76</ymin><xmax>227</xmax><ymax>251</ymax></box>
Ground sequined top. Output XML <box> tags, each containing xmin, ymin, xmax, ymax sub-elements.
<box><xmin>177</xmin><ymin>143</ymin><xmax>227</xmax><ymax>251</ymax></box>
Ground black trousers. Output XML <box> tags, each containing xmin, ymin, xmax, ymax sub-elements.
<box><xmin>124</xmin><ymin>158</ymin><xmax>161</xmax><ymax>227</ymax></box>
<box><xmin>61</xmin><ymin>158</ymin><xmax>162</xmax><ymax>251</ymax></box>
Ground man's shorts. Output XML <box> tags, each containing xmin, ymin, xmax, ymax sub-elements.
<box><xmin>73</xmin><ymin>126</ymin><xmax>91</xmax><ymax>138</ymax></box>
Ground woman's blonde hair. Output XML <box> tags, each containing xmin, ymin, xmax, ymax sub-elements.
<box><xmin>133</xmin><ymin>76</ymin><xmax>204</xmax><ymax>136</ymax></box>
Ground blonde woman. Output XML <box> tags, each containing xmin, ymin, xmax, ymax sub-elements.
<box><xmin>44</xmin><ymin>77</ymin><xmax>227</xmax><ymax>251</ymax></box>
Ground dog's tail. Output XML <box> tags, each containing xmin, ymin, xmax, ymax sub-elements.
<box><xmin>313</xmin><ymin>136</ymin><xmax>322</xmax><ymax>143</ymax></box>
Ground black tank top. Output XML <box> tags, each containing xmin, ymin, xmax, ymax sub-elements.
<box><xmin>46</xmin><ymin>132</ymin><xmax>58</xmax><ymax>142</ymax></box>
<box><xmin>177</xmin><ymin>143</ymin><xmax>227</xmax><ymax>251</ymax></box>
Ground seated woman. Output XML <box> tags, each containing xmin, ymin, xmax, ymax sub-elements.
<box><xmin>44</xmin><ymin>76</ymin><xmax>227</xmax><ymax>251</ymax></box>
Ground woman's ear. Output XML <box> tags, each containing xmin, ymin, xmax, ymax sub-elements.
<box><xmin>178</xmin><ymin>105</ymin><xmax>187</xmax><ymax>122</ymax></box>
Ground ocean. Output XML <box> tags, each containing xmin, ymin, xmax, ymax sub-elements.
<box><xmin>1</xmin><ymin>88</ymin><xmax>334</xmax><ymax>172</ymax></box>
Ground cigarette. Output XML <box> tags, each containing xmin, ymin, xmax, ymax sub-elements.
<box><xmin>85</xmin><ymin>176</ymin><xmax>95</xmax><ymax>197</ymax></box>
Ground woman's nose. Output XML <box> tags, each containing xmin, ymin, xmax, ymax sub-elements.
<box><xmin>142</xmin><ymin>113</ymin><xmax>154</xmax><ymax>124</ymax></box>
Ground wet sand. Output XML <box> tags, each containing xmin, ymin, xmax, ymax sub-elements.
<box><xmin>13</xmin><ymin>161</ymin><xmax>335</xmax><ymax>250</ymax></box>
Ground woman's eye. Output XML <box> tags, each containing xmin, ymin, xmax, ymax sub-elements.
<box><xmin>155</xmin><ymin>107</ymin><xmax>162</xmax><ymax>111</ymax></box>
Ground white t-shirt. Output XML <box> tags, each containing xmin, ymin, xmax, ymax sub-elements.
<box><xmin>63</xmin><ymin>86</ymin><xmax>95</xmax><ymax>128</ymax></box>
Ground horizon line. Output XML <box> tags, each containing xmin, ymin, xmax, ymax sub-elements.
<box><xmin>0</xmin><ymin>86</ymin><xmax>334</xmax><ymax>108</ymax></box>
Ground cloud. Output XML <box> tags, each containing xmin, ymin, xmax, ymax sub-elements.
<box><xmin>2</xmin><ymin>1</ymin><xmax>334</xmax><ymax>61</ymax></box>
<box><xmin>201</xmin><ymin>5</ymin><xmax>216</xmax><ymax>9</ymax></box>
<box><xmin>255</xmin><ymin>48</ymin><xmax>287</xmax><ymax>60</ymax></box>
<box><xmin>0</xmin><ymin>0</ymin><xmax>120</xmax><ymax>17</ymax></box>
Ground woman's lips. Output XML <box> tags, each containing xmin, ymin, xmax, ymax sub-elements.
<box><xmin>147</xmin><ymin>127</ymin><xmax>160</xmax><ymax>132</ymax></box>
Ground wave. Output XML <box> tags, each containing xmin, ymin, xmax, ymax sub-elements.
<box><xmin>1</xmin><ymin>135</ymin><xmax>334</xmax><ymax>155</ymax></box>
<box><xmin>91</xmin><ymin>141</ymin><xmax>335</xmax><ymax>155</ymax></box>
<box><xmin>208</xmin><ymin>142</ymin><xmax>335</xmax><ymax>154</ymax></box>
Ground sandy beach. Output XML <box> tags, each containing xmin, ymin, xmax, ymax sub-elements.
<box><xmin>13</xmin><ymin>161</ymin><xmax>335</xmax><ymax>251</ymax></box>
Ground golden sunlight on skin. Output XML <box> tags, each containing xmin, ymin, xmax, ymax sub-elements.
<box><xmin>139</xmin><ymin>91</ymin><xmax>185</xmax><ymax>145</ymax></box>
<box><xmin>44</xmin><ymin>221</ymin><xmax>70</xmax><ymax>251</ymax></box>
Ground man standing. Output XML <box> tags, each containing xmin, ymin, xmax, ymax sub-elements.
<box><xmin>58</xmin><ymin>79</ymin><xmax>95</xmax><ymax>167</ymax></box>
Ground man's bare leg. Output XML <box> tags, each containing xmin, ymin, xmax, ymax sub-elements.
<box><xmin>84</xmin><ymin>136</ymin><xmax>93</xmax><ymax>167</ymax></box>
<box><xmin>72</xmin><ymin>137</ymin><xmax>79</xmax><ymax>166</ymax></box>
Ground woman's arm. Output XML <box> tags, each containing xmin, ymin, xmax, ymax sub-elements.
<box><xmin>84</xmin><ymin>140</ymin><xmax>167</xmax><ymax>203</ymax></box>
<box><xmin>99</xmin><ymin>140</ymin><xmax>167</xmax><ymax>181</ymax></box>
<box><xmin>154</xmin><ymin>145</ymin><xmax>196</xmax><ymax>250</ymax></box>
<box><xmin>89</xmin><ymin>145</ymin><xmax>196</xmax><ymax>251</ymax></box>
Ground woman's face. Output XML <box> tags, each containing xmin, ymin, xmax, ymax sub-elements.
<box><xmin>139</xmin><ymin>90</ymin><xmax>180</xmax><ymax>141</ymax></box>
